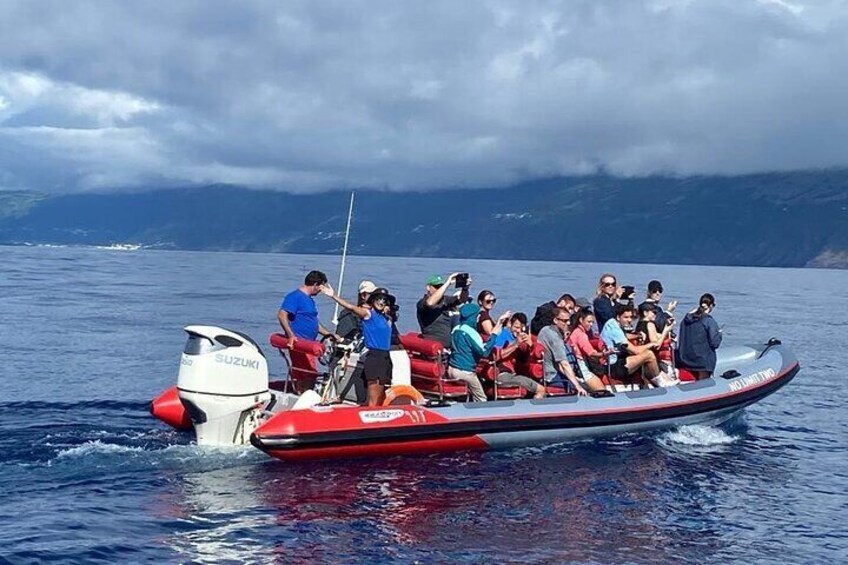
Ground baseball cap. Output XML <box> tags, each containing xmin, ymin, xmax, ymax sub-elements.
<box><xmin>426</xmin><ymin>274</ymin><xmax>445</xmax><ymax>286</ymax></box>
<box><xmin>358</xmin><ymin>280</ymin><xmax>377</xmax><ymax>294</ymax></box>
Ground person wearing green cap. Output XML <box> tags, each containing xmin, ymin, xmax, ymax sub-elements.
<box><xmin>416</xmin><ymin>272</ymin><xmax>471</xmax><ymax>348</ymax></box>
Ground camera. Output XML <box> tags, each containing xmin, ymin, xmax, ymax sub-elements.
<box><xmin>455</xmin><ymin>273</ymin><xmax>469</xmax><ymax>288</ymax></box>
<box><xmin>386</xmin><ymin>294</ymin><xmax>400</xmax><ymax>321</ymax></box>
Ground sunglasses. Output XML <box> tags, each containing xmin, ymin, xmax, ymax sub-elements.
<box><xmin>554</xmin><ymin>317</ymin><xmax>569</xmax><ymax>323</ymax></box>
<box><xmin>602</xmin><ymin>281</ymin><xmax>616</xmax><ymax>287</ymax></box>
<box><xmin>484</xmin><ymin>298</ymin><xmax>497</xmax><ymax>304</ymax></box>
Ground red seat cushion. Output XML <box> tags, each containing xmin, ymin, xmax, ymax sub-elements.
<box><xmin>677</xmin><ymin>368</ymin><xmax>697</xmax><ymax>382</ymax></box>
<box><xmin>399</xmin><ymin>332</ymin><xmax>444</xmax><ymax>356</ymax></box>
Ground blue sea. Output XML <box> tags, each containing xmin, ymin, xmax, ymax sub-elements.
<box><xmin>1</xmin><ymin>245</ymin><xmax>846</xmax><ymax>564</ymax></box>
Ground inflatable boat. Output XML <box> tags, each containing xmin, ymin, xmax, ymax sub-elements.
<box><xmin>151</xmin><ymin>326</ymin><xmax>798</xmax><ymax>461</ymax></box>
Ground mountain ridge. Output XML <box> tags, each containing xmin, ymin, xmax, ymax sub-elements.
<box><xmin>1</xmin><ymin>171</ymin><xmax>846</xmax><ymax>268</ymax></box>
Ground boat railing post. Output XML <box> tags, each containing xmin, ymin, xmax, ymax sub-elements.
<box><xmin>332</xmin><ymin>191</ymin><xmax>355</xmax><ymax>327</ymax></box>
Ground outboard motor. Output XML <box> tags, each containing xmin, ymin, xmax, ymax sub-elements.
<box><xmin>177</xmin><ymin>325</ymin><xmax>270</xmax><ymax>446</ymax></box>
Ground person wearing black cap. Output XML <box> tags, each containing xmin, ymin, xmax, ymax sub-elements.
<box><xmin>321</xmin><ymin>283</ymin><xmax>394</xmax><ymax>406</ymax></box>
<box><xmin>373</xmin><ymin>285</ymin><xmax>412</xmax><ymax>387</ymax></box>
<box><xmin>639</xmin><ymin>280</ymin><xmax>677</xmax><ymax>332</ymax></box>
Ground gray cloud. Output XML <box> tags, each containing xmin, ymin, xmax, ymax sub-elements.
<box><xmin>0</xmin><ymin>0</ymin><xmax>847</xmax><ymax>192</ymax></box>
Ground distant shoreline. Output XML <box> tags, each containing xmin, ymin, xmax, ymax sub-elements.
<box><xmin>3</xmin><ymin>242</ymin><xmax>844</xmax><ymax>271</ymax></box>
<box><xmin>2</xmin><ymin>172</ymin><xmax>847</xmax><ymax>270</ymax></box>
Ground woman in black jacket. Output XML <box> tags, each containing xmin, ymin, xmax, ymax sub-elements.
<box><xmin>677</xmin><ymin>293</ymin><xmax>722</xmax><ymax>380</ymax></box>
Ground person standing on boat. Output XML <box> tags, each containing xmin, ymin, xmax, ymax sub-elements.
<box><xmin>322</xmin><ymin>284</ymin><xmax>394</xmax><ymax>406</ymax></box>
<box><xmin>417</xmin><ymin>273</ymin><xmax>472</xmax><ymax>348</ymax></box>
<box><xmin>375</xmin><ymin>286</ymin><xmax>412</xmax><ymax>387</ymax></box>
<box><xmin>449</xmin><ymin>303</ymin><xmax>510</xmax><ymax>402</ymax></box>
<box><xmin>538</xmin><ymin>308</ymin><xmax>590</xmax><ymax>395</ymax></box>
<box><xmin>677</xmin><ymin>293</ymin><xmax>722</xmax><ymax>381</ymax></box>
<box><xmin>593</xmin><ymin>273</ymin><xmax>622</xmax><ymax>333</ymax></box>
<box><xmin>277</xmin><ymin>270</ymin><xmax>336</xmax><ymax>346</ymax></box>
<box><xmin>336</xmin><ymin>280</ymin><xmax>377</xmax><ymax>341</ymax></box>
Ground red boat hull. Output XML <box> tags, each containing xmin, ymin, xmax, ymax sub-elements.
<box><xmin>149</xmin><ymin>386</ymin><xmax>192</xmax><ymax>430</ymax></box>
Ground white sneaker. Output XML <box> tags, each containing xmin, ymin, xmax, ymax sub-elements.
<box><xmin>651</xmin><ymin>372</ymin><xmax>678</xmax><ymax>387</ymax></box>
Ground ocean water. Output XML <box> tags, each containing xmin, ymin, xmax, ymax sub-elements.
<box><xmin>0</xmin><ymin>245</ymin><xmax>845</xmax><ymax>564</ymax></box>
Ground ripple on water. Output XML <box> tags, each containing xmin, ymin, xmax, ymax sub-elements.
<box><xmin>1</xmin><ymin>247</ymin><xmax>847</xmax><ymax>564</ymax></box>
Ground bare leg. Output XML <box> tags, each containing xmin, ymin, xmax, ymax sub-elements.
<box><xmin>367</xmin><ymin>381</ymin><xmax>385</xmax><ymax>406</ymax></box>
<box><xmin>582</xmin><ymin>375</ymin><xmax>607</xmax><ymax>393</ymax></box>
<box><xmin>626</xmin><ymin>351</ymin><xmax>659</xmax><ymax>378</ymax></box>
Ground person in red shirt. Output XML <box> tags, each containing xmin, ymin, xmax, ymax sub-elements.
<box><xmin>492</xmin><ymin>313</ymin><xmax>546</xmax><ymax>398</ymax></box>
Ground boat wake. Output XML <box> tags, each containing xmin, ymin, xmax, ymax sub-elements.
<box><xmin>50</xmin><ymin>439</ymin><xmax>264</xmax><ymax>470</ymax></box>
<box><xmin>55</xmin><ymin>439</ymin><xmax>146</xmax><ymax>459</ymax></box>
<box><xmin>657</xmin><ymin>424</ymin><xmax>740</xmax><ymax>453</ymax></box>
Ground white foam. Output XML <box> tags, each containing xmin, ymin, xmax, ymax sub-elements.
<box><xmin>51</xmin><ymin>439</ymin><xmax>266</xmax><ymax>472</ymax></box>
<box><xmin>56</xmin><ymin>439</ymin><xmax>146</xmax><ymax>459</ymax></box>
<box><xmin>659</xmin><ymin>425</ymin><xmax>739</xmax><ymax>449</ymax></box>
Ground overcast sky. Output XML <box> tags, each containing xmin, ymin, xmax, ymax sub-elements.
<box><xmin>0</xmin><ymin>0</ymin><xmax>846</xmax><ymax>193</ymax></box>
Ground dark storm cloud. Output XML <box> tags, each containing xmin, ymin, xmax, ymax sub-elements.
<box><xmin>0</xmin><ymin>0</ymin><xmax>846</xmax><ymax>192</ymax></box>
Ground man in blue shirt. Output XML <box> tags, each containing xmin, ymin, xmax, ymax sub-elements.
<box><xmin>277</xmin><ymin>270</ymin><xmax>335</xmax><ymax>347</ymax></box>
<box><xmin>600</xmin><ymin>303</ymin><xmax>668</xmax><ymax>386</ymax></box>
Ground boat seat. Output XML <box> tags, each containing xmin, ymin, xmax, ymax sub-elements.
<box><xmin>544</xmin><ymin>384</ymin><xmax>571</xmax><ymax>396</ymax></box>
<box><xmin>471</xmin><ymin>357</ymin><xmax>525</xmax><ymax>400</ymax></box>
<box><xmin>677</xmin><ymin>368</ymin><xmax>697</xmax><ymax>382</ymax></box>
<box><xmin>400</xmin><ymin>332</ymin><xmax>469</xmax><ymax>401</ymax></box>
<box><xmin>269</xmin><ymin>333</ymin><xmax>324</xmax><ymax>393</ymax></box>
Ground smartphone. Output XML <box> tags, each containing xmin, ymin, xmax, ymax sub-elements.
<box><xmin>455</xmin><ymin>273</ymin><xmax>469</xmax><ymax>288</ymax></box>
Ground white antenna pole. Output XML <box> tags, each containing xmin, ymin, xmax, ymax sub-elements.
<box><xmin>332</xmin><ymin>191</ymin><xmax>355</xmax><ymax>325</ymax></box>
